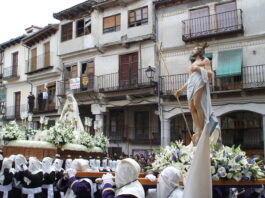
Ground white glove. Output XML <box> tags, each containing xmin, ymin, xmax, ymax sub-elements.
<box><xmin>22</xmin><ymin>164</ymin><xmax>28</xmax><ymax>171</ymax></box>
<box><xmin>9</xmin><ymin>168</ymin><xmax>16</xmax><ymax>174</ymax></box>
<box><xmin>66</xmin><ymin>168</ymin><xmax>77</xmax><ymax>178</ymax></box>
<box><xmin>145</xmin><ymin>174</ymin><xmax>156</xmax><ymax>182</ymax></box>
<box><xmin>102</xmin><ymin>173</ymin><xmax>114</xmax><ymax>186</ymax></box>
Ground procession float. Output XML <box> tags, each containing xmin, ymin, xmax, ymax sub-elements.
<box><xmin>1</xmin><ymin>94</ymin><xmax>108</xmax><ymax>159</ymax></box>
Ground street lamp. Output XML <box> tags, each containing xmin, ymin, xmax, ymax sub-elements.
<box><xmin>145</xmin><ymin>66</ymin><xmax>155</xmax><ymax>80</ymax></box>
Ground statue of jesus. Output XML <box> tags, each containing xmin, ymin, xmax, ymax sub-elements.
<box><xmin>175</xmin><ymin>43</ymin><xmax>219</xmax><ymax>143</ymax></box>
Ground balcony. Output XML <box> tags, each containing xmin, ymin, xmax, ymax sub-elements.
<box><xmin>56</xmin><ymin>76</ymin><xmax>96</xmax><ymax>97</ymax></box>
<box><xmin>97</xmin><ymin>68</ymin><xmax>155</xmax><ymax>92</ymax></box>
<box><xmin>162</xmin><ymin>64</ymin><xmax>265</xmax><ymax>94</ymax></box>
<box><xmin>33</xmin><ymin>100</ymin><xmax>57</xmax><ymax>114</ymax></box>
<box><xmin>26</xmin><ymin>52</ymin><xmax>54</xmax><ymax>75</ymax></box>
<box><xmin>3</xmin><ymin>104</ymin><xmax>28</xmax><ymax>120</ymax></box>
<box><xmin>182</xmin><ymin>9</ymin><xmax>243</xmax><ymax>42</ymax></box>
<box><xmin>3</xmin><ymin>66</ymin><xmax>19</xmax><ymax>80</ymax></box>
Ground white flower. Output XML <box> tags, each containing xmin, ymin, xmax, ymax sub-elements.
<box><xmin>212</xmin><ymin>174</ymin><xmax>220</xmax><ymax>181</ymax></box>
<box><xmin>227</xmin><ymin>173</ymin><xmax>233</xmax><ymax>179</ymax></box>
<box><xmin>233</xmin><ymin>172</ymin><xmax>243</xmax><ymax>182</ymax></box>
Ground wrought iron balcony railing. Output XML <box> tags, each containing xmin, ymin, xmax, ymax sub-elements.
<box><xmin>182</xmin><ymin>9</ymin><xmax>243</xmax><ymax>41</ymax></box>
<box><xmin>3</xmin><ymin>66</ymin><xmax>19</xmax><ymax>80</ymax></box>
<box><xmin>97</xmin><ymin>68</ymin><xmax>156</xmax><ymax>92</ymax></box>
<box><xmin>3</xmin><ymin>104</ymin><xmax>28</xmax><ymax>120</ymax></box>
<box><xmin>162</xmin><ymin>64</ymin><xmax>265</xmax><ymax>94</ymax></box>
<box><xmin>56</xmin><ymin>76</ymin><xmax>96</xmax><ymax>96</ymax></box>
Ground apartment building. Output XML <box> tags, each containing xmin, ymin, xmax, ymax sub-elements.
<box><xmin>54</xmin><ymin>0</ymin><xmax>160</xmax><ymax>155</ymax></box>
<box><xmin>22</xmin><ymin>24</ymin><xmax>62</xmax><ymax>126</ymax></box>
<box><xmin>0</xmin><ymin>33</ymin><xmax>30</xmax><ymax>122</ymax></box>
<box><xmin>155</xmin><ymin>0</ymin><xmax>265</xmax><ymax>157</ymax></box>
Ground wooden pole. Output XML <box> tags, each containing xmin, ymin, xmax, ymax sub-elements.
<box><xmin>158</xmin><ymin>43</ymin><xmax>193</xmax><ymax>141</ymax></box>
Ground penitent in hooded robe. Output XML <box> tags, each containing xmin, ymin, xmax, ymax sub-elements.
<box><xmin>0</xmin><ymin>158</ymin><xmax>14</xmax><ymax>198</ymax></box>
<box><xmin>42</xmin><ymin>157</ymin><xmax>56</xmax><ymax>198</ymax></box>
<box><xmin>21</xmin><ymin>158</ymin><xmax>43</xmax><ymax>198</ymax></box>
<box><xmin>102</xmin><ymin>158</ymin><xmax>145</xmax><ymax>198</ymax></box>
<box><xmin>53</xmin><ymin>158</ymin><xmax>65</xmax><ymax>198</ymax></box>
<box><xmin>13</xmin><ymin>155</ymin><xmax>27</xmax><ymax>198</ymax></box>
<box><xmin>57</xmin><ymin>159</ymin><xmax>94</xmax><ymax>198</ymax></box>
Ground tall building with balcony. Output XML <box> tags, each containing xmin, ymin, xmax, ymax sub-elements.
<box><xmin>155</xmin><ymin>0</ymin><xmax>265</xmax><ymax>158</ymax></box>
<box><xmin>22</xmin><ymin>24</ymin><xmax>62</xmax><ymax>126</ymax></box>
<box><xmin>0</xmin><ymin>34</ymin><xmax>30</xmax><ymax>122</ymax></box>
<box><xmin>54</xmin><ymin>0</ymin><xmax>160</xmax><ymax>155</ymax></box>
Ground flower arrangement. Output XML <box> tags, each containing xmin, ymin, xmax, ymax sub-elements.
<box><xmin>1</xmin><ymin>121</ymin><xmax>25</xmax><ymax>141</ymax></box>
<box><xmin>24</xmin><ymin>128</ymin><xmax>37</xmax><ymax>140</ymax></box>
<box><xmin>47</xmin><ymin>121</ymin><xmax>74</xmax><ymax>146</ymax></box>
<box><xmin>93</xmin><ymin>132</ymin><xmax>109</xmax><ymax>151</ymax></box>
<box><xmin>77</xmin><ymin>130</ymin><xmax>95</xmax><ymax>148</ymax></box>
<box><xmin>152</xmin><ymin>141</ymin><xmax>264</xmax><ymax>181</ymax></box>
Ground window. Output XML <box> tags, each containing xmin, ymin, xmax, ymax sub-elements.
<box><xmin>221</xmin><ymin>111</ymin><xmax>263</xmax><ymax>149</ymax></box>
<box><xmin>81</xmin><ymin>61</ymin><xmax>94</xmax><ymax>90</ymax></box>
<box><xmin>76</xmin><ymin>18</ymin><xmax>91</xmax><ymax>37</ymax></box>
<box><xmin>12</xmin><ymin>52</ymin><xmax>18</xmax><ymax>76</ymax></box>
<box><xmin>119</xmin><ymin>52</ymin><xmax>138</xmax><ymax>87</ymax></box>
<box><xmin>61</xmin><ymin>22</ymin><xmax>73</xmax><ymax>42</ymax></box>
<box><xmin>103</xmin><ymin>14</ymin><xmax>121</xmax><ymax>33</ymax></box>
<box><xmin>216</xmin><ymin>49</ymin><xmax>243</xmax><ymax>90</ymax></box>
<box><xmin>0</xmin><ymin>52</ymin><xmax>3</xmax><ymax>76</ymax></box>
<box><xmin>135</xmin><ymin>111</ymin><xmax>149</xmax><ymax>140</ymax></box>
<box><xmin>65</xmin><ymin>65</ymin><xmax>77</xmax><ymax>79</ymax></box>
<box><xmin>31</xmin><ymin>48</ymin><xmax>37</xmax><ymax>71</ymax></box>
<box><xmin>110</xmin><ymin>110</ymin><xmax>124</xmax><ymax>139</ymax></box>
<box><xmin>44</xmin><ymin>42</ymin><xmax>50</xmax><ymax>66</ymax></box>
<box><xmin>216</xmin><ymin>2</ymin><xmax>238</xmax><ymax>31</ymax></box>
<box><xmin>47</xmin><ymin>83</ymin><xmax>56</xmax><ymax>110</ymax></box>
<box><xmin>0</xmin><ymin>52</ymin><xmax>3</xmax><ymax>64</ymax></box>
<box><xmin>129</xmin><ymin>7</ymin><xmax>148</xmax><ymax>27</ymax></box>
<box><xmin>189</xmin><ymin>7</ymin><xmax>210</xmax><ymax>35</ymax></box>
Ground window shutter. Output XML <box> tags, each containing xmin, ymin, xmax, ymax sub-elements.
<box><xmin>104</xmin><ymin>16</ymin><xmax>115</xmax><ymax>29</ymax></box>
<box><xmin>115</xmin><ymin>14</ymin><xmax>121</xmax><ymax>26</ymax></box>
<box><xmin>31</xmin><ymin>48</ymin><xmax>37</xmax><ymax>71</ymax></box>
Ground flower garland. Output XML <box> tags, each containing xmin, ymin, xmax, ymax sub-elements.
<box><xmin>152</xmin><ymin>141</ymin><xmax>264</xmax><ymax>181</ymax></box>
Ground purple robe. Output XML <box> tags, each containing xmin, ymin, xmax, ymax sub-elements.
<box><xmin>102</xmin><ymin>184</ymin><xmax>137</xmax><ymax>198</ymax></box>
<box><xmin>57</xmin><ymin>177</ymin><xmax>92</xmax><ymax>198</ymax></box>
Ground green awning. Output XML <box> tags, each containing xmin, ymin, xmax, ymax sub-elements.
<box><xmin>189</xmin><ymin>53</ymin><xmax>213</xmax><ymax>62</ymax></box>
<box><xmin>216</xmin><ymin>49</ymin><xmax>243</xmax><ymax>78</ymax></box>
<box><xmin>0</xmin><ymin>87</ymin><xmax>6</xmax><ymax>101</ymax></box>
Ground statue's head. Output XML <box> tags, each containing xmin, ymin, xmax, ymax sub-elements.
<box><xmin>67</xmin><ymin>95</ymin><xmax>74</xmax><ymax>103</ymax></box>
<box><xmin>191</xmin><ymin>42</ymin><xmax>208</xmax><ymax>58</ymax></box>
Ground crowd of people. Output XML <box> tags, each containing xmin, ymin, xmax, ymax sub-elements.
<box><xmin>107</xmin><ymin>153</ymin><xmax>155</xmax><ymax>171</ymax></box>
<box><xmin>0</xmin><ymin>153</ymin><xmax>263</xmax><ymax>198</ymax></box>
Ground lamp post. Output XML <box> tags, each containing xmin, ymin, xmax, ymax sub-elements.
<box><xmin>145</xmin><ymin>66</ymin><xmax>163</xmax><ymax>147</ymax></box>
<box><xmin>145</xmin><ymin>66</ymin><xmax>155</xmax><ymax>80</ymax></box>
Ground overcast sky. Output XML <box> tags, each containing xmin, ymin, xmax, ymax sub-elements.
<box><xmin>0</xmin><ymin>0</ymin><xmax>86</xmax><ymax>43</ymax></box>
